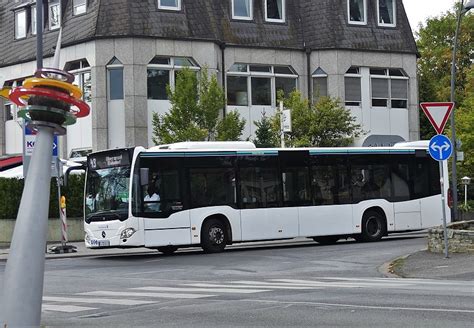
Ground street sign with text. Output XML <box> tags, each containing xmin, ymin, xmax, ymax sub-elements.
<box><xmin>420</xmin><ymin>102</ymin><xmax>454</xmax><ymax>135</ymax></box>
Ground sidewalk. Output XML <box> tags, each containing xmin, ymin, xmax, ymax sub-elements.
<box><xmin>388</xmin><ymin>249</ymin><xmax>474</xmax><ymax>281</ymax></box>
<box><xmin>0</xmin><ymin>241</ymin><xmax>157</xmax><ymax>262</ymax></box>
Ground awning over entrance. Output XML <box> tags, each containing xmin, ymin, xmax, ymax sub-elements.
<box><xmin>0</xmin><ymin>156</ymin><xmax>22</xmax><ymax>171</ymax></box>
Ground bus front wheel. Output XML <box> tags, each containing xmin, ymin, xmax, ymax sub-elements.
<box><xmin>358</xmin><ymin>210</ymin><xmax>386</xmax><ymax>242</ymax></box>
<box><xmin>201</xmin><ymin>219</ymin><xmax>227</xmax><ymax>253</ymax></box>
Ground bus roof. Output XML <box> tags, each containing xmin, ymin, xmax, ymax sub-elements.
<box><xmin>140</xmin><ymin>141</ymin><xmax>429</xmax><ymax>157</ymax></box>
<box><xmin>148</xmin><ymin>141</ymin><xmax>256</xmax><ymax>151</ymax></box>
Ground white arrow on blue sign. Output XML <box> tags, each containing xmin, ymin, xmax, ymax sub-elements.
<box><xmin>429</xmin><ymin>134</ymin><xmax>453</xmax><ymax>161</ymax></box>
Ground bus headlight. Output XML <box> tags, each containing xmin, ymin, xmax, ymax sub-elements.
<box><xmin>120</xmin><ymin>228</ymin><xmax>136</xmax><ymax>239</ymax></box>
<box><xmin>85</xmin><ymin>233</ymin><xmax>91</xmax><ymax>243</ymax></box>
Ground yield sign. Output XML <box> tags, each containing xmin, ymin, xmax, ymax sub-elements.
<box><xmin>420</xmin><ymin>102</ymin><xmax>454</xmax><ymax>134</ymax></box>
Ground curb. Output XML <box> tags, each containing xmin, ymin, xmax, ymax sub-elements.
<box><xmin>378</xmin><ymin>254</ymin><xmax>411</xmax><ymax>278</ymax></box>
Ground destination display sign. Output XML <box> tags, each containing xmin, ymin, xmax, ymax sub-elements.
<box><xmin>87</xmin><ymin>149</ymin><xmax>132</xmax><ymax>170</ymax></box>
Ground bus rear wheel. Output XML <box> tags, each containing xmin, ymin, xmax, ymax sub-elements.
<box><xmin>157</xmin><ymin>246</ymin><xmax>178</xmax><ymax>255</ymax></box>
<box><xmin>313</xmin><ymin>236</ymin><xmax>339</xmax><ymax>245</ymax></box>
<box><xmin>201</xmin><ymin>219</ymin><xmax>227</xmax><ymax>253</ymax></box>
<box><xmin>358</xmin><ymin>210</ymin><xmax>386</xmax><ymax>242</ymax></box>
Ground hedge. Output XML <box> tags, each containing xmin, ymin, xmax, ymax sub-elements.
<box><xmin>0</xmin><ymin>174</ymin><xmax>85</xmax><ymax>220</ymax></box>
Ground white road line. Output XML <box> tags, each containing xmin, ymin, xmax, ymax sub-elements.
<box><xmin>241</xmin><ymin>299</ymin><xmax>474</xmax><ymax>314</ymax></box>
<box><xmin>271</xmin><ymin>279</ymin><xmax>411</xmax><ymax>288</ymax></box>
<box><xmin>184</xmin><ymin>283</ymin><xmax>317</xmax><ymax>290</ymax></box>
<box><xmin>133</xmin><ymin>286</ymin><xmax>270</xmax><ymax>294</ymax></box>
<box><xmin>319</xmin><ymin>277</ymin><xmax>474</xmax><ymax>286</ymax></box>
<box><xmin>43</xmin><ymin>296</ymin><xmax>156</xmax><ymax>306</ymax></box>
<box><xmin>79</xmin><ymin>291</ymin><xmax>215</xmax><ymax>299</ymax></box>
<box><xmin>231</xmin><ymin>280</ymin><xmax>358</xmax><ymax>288</ymax></box>
<box><xmin>42</xmin><ymin>304</ymin><xmax>96</xmax><ymax>313</ymax></box>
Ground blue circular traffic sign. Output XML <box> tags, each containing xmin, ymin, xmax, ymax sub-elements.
<box><xmin>429</xmin><ymin>135</ymin><xmax>453</xmax><ymax>161</ymax></box>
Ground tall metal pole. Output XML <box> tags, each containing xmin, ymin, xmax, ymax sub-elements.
<box><xmin>36</xmin><ymin>0</ymin><xmax>43</xmax><ymax>70</ymax></box>
<box><xmin>0</xmin><ymin>127</ymin><xmax>54</xmax><ymax>326</ymax></box>
<box><xmin>0</xmin><ymin>1</ymin><xmax>85</xmax><ymax>326</ymax></box>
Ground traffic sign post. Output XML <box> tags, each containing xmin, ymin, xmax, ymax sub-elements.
<box><xmin>422</xmin><ymin>102</ymin><xmax>455</xmax><ymax>259</ymax></box>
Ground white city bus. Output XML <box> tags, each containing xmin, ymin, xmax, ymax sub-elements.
<box><xmin>83</xmin><ymin>141</ymin><xmax>449</xmax><ymax>254</ymax></box>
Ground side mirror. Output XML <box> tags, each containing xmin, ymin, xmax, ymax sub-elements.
<box><xmin>64</xmin><ymin>165</ymin><xmax>86</xmax><ymax>187</ymax></box>
<box><xmin>140</xmin><ymin>168</ymin><xmax>149</xmax><ymax>186</ymax></box>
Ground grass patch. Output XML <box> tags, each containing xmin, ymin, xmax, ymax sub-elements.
<box><xmin>388</xmin><ymin>257</ymin><xmax>406</xmax><ymax>277</ymax></box>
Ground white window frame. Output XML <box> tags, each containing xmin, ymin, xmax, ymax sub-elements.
<box><xmin>232</xmin><ymin>0</ymin><xmax>253</xmax><ymax>21</ymax></box>
<box><xmin>370</xmin><ymin>68</ymin><xmax>408</xmax><ymax>109</ymax></box>
<box><xmin>147</xmin><ymin>57</ymin><xmax>200</xmax><ymax>97</ymax></box>
<box><xmin>73</xmin><ymin>0</ymin><xmax>87</xmax><ymax>16</ymax></box>
<box><xmin>312</xmin><ymin>69</ymin><xmax>328</xmax><ymax>103</ymax></box>
<box><xmin>377</xmin><ymin>0</ymin><xmax>396</xmax><ymax>27</ymax></box>
<box><xmin>67</xmin><ymin>60</ymin><xmax>91</xmax><ymax>102</ymax></box>
<box><xmin>14</xmin><ymin>9</ymin><xmax>27</xmax><ymax>39</ymax></box>
<box><xmin>158</xmin><ymin>0</ymin><xmax>181</xmax><ymax>11</ymax></box>
<box><xmin>49</xmin><ymin>0</ymin><xmax>61</xmax><ymax>30</ymax></box>
<box><xmin>344</xmin><ymin>67</ymin><xmax>362</xmax><ymax>107</ymax></box>
<box><xmin>264</xmin><ymin>0</ymin><xmax>285</xmax><ymax>23</ymax></box>
<box><xmin>107</xmin><ymin>63</ymin><xmax>124</xmax><ymax>101</ymax></box>
<box><xmin>347</xmin><ymin>0</ymin><xmax>367</xmax><ymax>25</ymax></box>
<box><xmin>227</xmin><ymin>63</ymin><xmax>298</xmax><ymax>107</ymax></box>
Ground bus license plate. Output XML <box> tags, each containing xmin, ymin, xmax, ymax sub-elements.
<box><xmin>90</xmin><ymin>239</ymin><xmax>110</xmax><ymax>247</ymax></box>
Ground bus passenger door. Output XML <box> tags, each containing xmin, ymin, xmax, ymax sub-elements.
<box><xmin>239</xmin><ymin>155</ymin><xmax>298</xmax><ymax>241</ymax></box>
<box><xmin>392</xmin><ymin>162</ymin><xmax>422</xmax><ymax>230</ymax></box>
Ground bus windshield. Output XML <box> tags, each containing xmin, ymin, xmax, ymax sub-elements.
<box><xmin>85</xmin><ymin>166</ymin><xmax>131</xmax><ymax>223</ymax></box>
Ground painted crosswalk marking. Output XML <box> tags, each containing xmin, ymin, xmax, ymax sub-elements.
<box><xmin>184</xmin><ymin>283</ymin><xmax>314</xmax><ymax>290</ymax></box>
<box><xmin>42</xmin><ymin>304</ymin><xmax>97</xmax><ymax>313</ymax></box>
<box><xmin>79</xmin><ymin>290</ymin><xmax>216</xmax><ymax>299</ymax></box>
<box><xmin>42</xmin><ymin>277</ymin><xmax>472</xmax><ymax>314</ymax></box>
<box><xmin>132</xmin><ymin>286</ymin><xmax>270</xmax><ymax>294</ymax></box>
<box><xmin>43</xmin><ymin>296</ymin><xmax>156</xmax><ymax>306</ymax></box>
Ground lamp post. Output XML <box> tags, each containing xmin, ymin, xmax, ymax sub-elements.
<box><xmin>450</xmin><ymin>0</ymin><xmax>474</xmax><ymax>221</ymax></box>
<box><xmin>461</xmin><ymin>176</ymin><xmax>471</xmax><ymax>207</ymax></box>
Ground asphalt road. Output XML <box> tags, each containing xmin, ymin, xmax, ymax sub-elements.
<box><xmin>1</xmin><ymin>233</ymin><xmax>473</xmax><ymax>327</ymax></box>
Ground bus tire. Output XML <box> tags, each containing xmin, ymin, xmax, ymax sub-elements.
<box><xmin>201</xmin><ymin>219</ymin><xmax>227</xmax><ymax>253</ymax></box>
<box><xmin>359</xmin><ymin>210</ymin><xmax>386</xmax><ymax>242</ymax></box>
<box><xmin>157</xmin><ymin>246</ymin><xmax>178</xmax><ymax>255</ymax></box>
<box><xmin>313</xmin><ymin>236</ymin><xmax>339</xmax><ymax>245</ymax></box>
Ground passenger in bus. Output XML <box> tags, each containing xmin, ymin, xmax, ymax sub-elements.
<box><xmin>144</xmin><ymin>185</ymin><xmax>160</xmax><ymax>212</ymax></box>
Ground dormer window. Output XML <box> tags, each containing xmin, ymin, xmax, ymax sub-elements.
<box><xmin>73</xmin><ymin>0</ymin><xmax>87</xmax><ymax>16</ymax></box>
<box><xmin>14</xmin><ymin>9</ymin><xmax>27</xmax><ymax>39</ymax></box>
<box><xmin>158</xmin><ymin>0</ymin><xmax>181</xmax><ymax>11</ymax></box>
<box><xmin>232</xmin><ymin>0</ymin><xmax>252</xmax><ymax>20</ymax></box>
<box><xmin>265</xmin><ymin>0</ymin><xmax>285</xmax><ymax>23</ymax></box>
<box><xmin>348</xmin><ymin>0</ymin><xmax>366</xmax><ymax>25</ymax></box>
<box><xmin>378</xmin><ymin>0</ymin><xmax>396</xmax><ymax>27</ymax></box>
<box><xmin>49</xmin><ymin>0</ymin><xmax>61</xmax><ymax>30</ymax></box>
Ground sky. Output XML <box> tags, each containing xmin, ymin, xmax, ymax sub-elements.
<box><xmin>403</xmin><ymin>0</ymin><xmax>458</xmax><ymax>31</ymax></box>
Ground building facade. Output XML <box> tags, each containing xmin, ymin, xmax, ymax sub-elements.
<box><xmin>0</xmin><ymin>0</ymin><xmax>419</xmax><ymax>158</ymax></box>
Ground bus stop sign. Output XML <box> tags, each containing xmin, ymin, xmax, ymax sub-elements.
<box><xmin>429</xmin><ymin>134</ymin><xmax>453</xmax><ymax>161</ymax></box>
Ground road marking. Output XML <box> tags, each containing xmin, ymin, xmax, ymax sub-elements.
<box><xmin>132</xmin><ymin>286</ymin><xmax>270</xmax><ymax>294</ymax></box>
<box><xmin>231</xmin><ymin>280</ymin><xmax>360</xmax><ymax>288</ymax></box>
<box><xmin>184</xmin><ymin>283</ymin><xmax>317</xmax><ymax>290</ymax></box>
<box><xmin>241</xmin><ymin>299</ymin><xmax>474</xmax><ymax>314</ymax></box>
<box><xmin>42</xmin><ymin>304</ymin><xmax>96</xmax><ymax>313</ymax></box>
<box><xmin>43</xmin><ymin>296</ymin><xmax>156</xmax><ymax>306</ymax></box>
<box><xmin>271</xmin><ymin>279</ymin><xmax>411</xmax><ymax>288</ymax></box>
<box><xmin>79</xmin><ymin>290</ymin><xmax>215</xmax><ymax>299</ymax></box>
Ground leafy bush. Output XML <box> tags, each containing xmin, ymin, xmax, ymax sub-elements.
<box><xmin>0</xmin><ymin>174</ymin><xmax>84</xmax><ymax>220</ymax></box>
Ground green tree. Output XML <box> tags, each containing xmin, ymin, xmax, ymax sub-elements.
<box><xmin>453</xmin><ymin>66</ymin><xmax>474</xmax><ymax>182</ymax></box>
<box><xmin>416</xmin><ymin>5</ymin><xmax>474</xmax><ymax>139</ymax></box>
<box><xmin>253</xmin><ymin>112</ymin><xmax>278</xmax><ymax>148</ymax></box>
<box><xmin>274</xmin><ymin>90</ymin><xmax>362</xmax><ymax>147</ymax></box>
<box><xmin>152</xmin><ymin>68</ymin><xmax>205</xmax><ymax>144</ymax></box>
<box><xmin>216</xmin><ymin>111</ymin><xmax>246</xmax><ymax>141</ymax></box>
<box><xmin>152</xmin><ymin>67</ymin><xmax>245</xmax><ymax>144</ymax></box>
